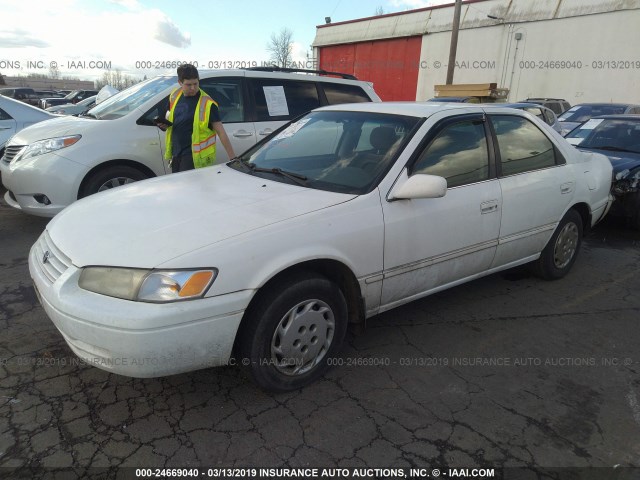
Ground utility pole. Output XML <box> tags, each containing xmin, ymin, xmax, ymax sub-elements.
<box><xmin>446</xmin><ymin>0</ymin><xmax>463</xmax><ymax>85</ymax></box>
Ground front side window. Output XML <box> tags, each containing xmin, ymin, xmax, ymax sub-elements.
<box><xmin>412</xmin><ymin>118</ymin><xmax>490</xmax><ymax>188</ymax></box>
<box><xmin>233</xmin><ymin>111</ymin><xmax>420</xmax><ymax>194</ymax></box>
<box><xmin>491</xmin><ymin>115</ymin><xmax>556</xmax><ymax>176</ymax></box>
<box><xmin>200</xmin><ymin>77</ymin><xmax>245</xmax><ymax>123</ymax></box>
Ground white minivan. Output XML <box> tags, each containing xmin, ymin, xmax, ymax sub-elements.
<box><xmin>1</xmin><ymin>69</ymin><xmax>380</xmax><ymax>217</ymax></box>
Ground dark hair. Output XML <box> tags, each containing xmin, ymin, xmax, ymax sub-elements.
<box><xmin>177</xmin><ymin>64</ymin><xmax>199</xmax><ymax>82</ymax></box>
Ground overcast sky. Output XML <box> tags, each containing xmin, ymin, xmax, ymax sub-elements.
<box><xmin>0</xmin><ymin>0</ymin><xmax>451</xmax><ymax>81</ymax></box>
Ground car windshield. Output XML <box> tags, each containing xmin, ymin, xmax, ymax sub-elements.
<box><xmin>87</xmin><ymin>76</ymin><xmax>177</xmax><ymax>120</ymax></box>
<box><xmin>232</xmin><ymin>110</ymin><xmax>420</xmax><ymax>194</ymax></box>
<box><xmin>558</xmin><ymin>105</ymin><xmax>627</xmax><ymax>123</ymax></box>
<box><xmin>565</xmin><ymin>118</ymin><xmax>640</xmax><ymax>153</ymax></box>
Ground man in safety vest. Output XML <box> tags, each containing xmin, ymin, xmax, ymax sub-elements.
<box><xmin>156</xmin><ymin>64</ymin><xmax>236</xmax><ymax>172</ymax></box>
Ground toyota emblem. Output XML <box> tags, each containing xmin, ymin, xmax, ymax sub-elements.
<box><xmin>42</xmin><ymin>251</ymin><xmax>50</xmax><ymax>264</ymax></box>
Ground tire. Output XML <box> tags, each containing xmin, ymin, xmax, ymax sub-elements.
<box><xmin>532</xmin><ymin>209</ymin><xmax>583</xmax><ymax>280</ymax></box>
<box><xmin>80</xmin><ymin>165</ymin><xmax>148</xmax><ymax>198</ymax></box>
<box><xmin>239</xmin><ymin>271</ymin><xmax>348</xmax><ymax>392</ymax></box>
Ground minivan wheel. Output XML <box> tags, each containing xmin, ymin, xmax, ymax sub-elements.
<box><xmin>532</xmin><ymin>209</ymin><xmax>583</xmax><ymax>280</ymax></box>
<box><xmin>239</xmin><ymin>271</ymin><xmax>348</xmax><ymax>392</ymax></box>
<box><xmin>80</xmin><ymin>166</ymin><xmax>148</xmax><ymax>198</ymax></box>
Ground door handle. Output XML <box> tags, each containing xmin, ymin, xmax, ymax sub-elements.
<box><xmin>233</xmin><ymin>130</ymin><xmax>254</xmax><ymax>138</ymax></box>
<box><xmin>258</xmin><ymin>128</ymin><xmax>273</xmax><ymax>136</ymax></box>
<box><xmin>480</xmin><ymin>200</ymin><xmax>499</xmax><ymax>214</ymax></box>
<box><xmin>0</xmin><ymin>127</ymin><xmax>12</xmax><ymax>130</ymax></box>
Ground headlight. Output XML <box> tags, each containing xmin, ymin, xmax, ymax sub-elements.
<box><xmin>78</xmin><ymin>267</ymin><xmax>217</xmax><ymax>303</ymax></box>
<box><xmin>14</xmin><ymin>135</ymin><xmax>81</xmax><ymax>162</ymax></box>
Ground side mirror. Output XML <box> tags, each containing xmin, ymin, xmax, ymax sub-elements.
<box><xmin>388</xmin><ymin>174</ymin><xmax>447</xmax><ymax>200</ymax></box>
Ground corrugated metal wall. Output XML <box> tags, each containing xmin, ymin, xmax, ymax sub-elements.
<box><xmin>319</xmin><ymin>36</ymin><xmax>422</xmax><ymax>101</ymax></box>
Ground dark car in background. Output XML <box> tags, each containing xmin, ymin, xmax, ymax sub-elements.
<box><xmin>499</xmin><ymin>102</ymin><xmax>562</xmax><ymax>133</ymax></box>
<box><xmin>565</xmin><ymin>115</ymin><xmax>640</xmax><ymax>228</ymax></box>
<box><xmin>520</xmin><ymin>98</ymin><xmax>571</xmax><ymax>115</ymax></box>
<box><xmin>558</xmin><ymin>103</ymin><xmax>640</xmax><ymax>136</ymax></box>
<box><xmin>39</xmin><ymin>90</ymin><xmax>99</xmax><ymax>109</ymax></box>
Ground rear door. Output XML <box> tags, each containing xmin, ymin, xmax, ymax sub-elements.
<box><xmin>488</xmin><ymin>114</ymin><xmax>574</xmax><ymax>268</ymax></box>
<box><xmin>247</xmin><ymin>77</ymin><xmax>321</xmax><ymax>142</ymax></box>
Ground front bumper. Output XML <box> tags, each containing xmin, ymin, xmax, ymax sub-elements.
<box><xmin>0</xmin><ymin>152</ymin><xmax>88</xmax><ymax>217</ymax></box>
<box><xmin>29</xmin><ymin>232</ymin><xmax>252</xmax><ymax>377</ymax></box>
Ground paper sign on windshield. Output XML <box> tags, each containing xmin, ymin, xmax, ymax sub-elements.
<box><xmin>580</xmin><ymin>119</ymin><xmax>604</xmax><ymax>130</ymax></box>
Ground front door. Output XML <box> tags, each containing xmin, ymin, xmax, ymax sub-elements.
<box><xmin>380</xmin><ymin>114</ymin><xmax>502</xmax><ymax>311</ymax></box>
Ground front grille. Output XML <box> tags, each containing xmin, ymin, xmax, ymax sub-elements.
<box><xmin>32</xmin><ymin>231</ymin><xmax>72</xmax><ymax>284</ymax></box>
<box><xmin>2</xmin><ymin>145</ymin><xmax>26</xmax><ymax>164</ymax></box>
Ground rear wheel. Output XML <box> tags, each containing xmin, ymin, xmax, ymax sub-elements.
<box><xmin>239</xmin><ymin>271</ymin><xmax>348</xmax><ymax>392</ymax></box>
<box><xmin>80</xmin><ymin>166</ymin><xmax>148</xmax><ymax>198</ymax></box>
<box><xmin>532</xmin><ymin>209</ymin><xmax>583</xmax><ymax>280</ymax></box>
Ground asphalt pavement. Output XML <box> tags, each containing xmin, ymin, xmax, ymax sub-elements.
<box><xmin>1</xmin><ymin>184</ymin><xmax>639</xmax><ymax>477</ymax></box>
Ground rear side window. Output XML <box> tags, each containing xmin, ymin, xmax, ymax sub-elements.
<box><xmin>490</xmin><ymin>115</ymin><xmax>557</xmax><ymax>176</ymax></box>
<box><xmin>251</xmin><ymin>79</ymin><xmax>320</xmax><ymax>121</ymax></box>
<box><xmin>0</xmin><ymin>107</ymin><xmax>12</xmax><ymax>120</ymax></box>
<box><xmin>322</xmin><ymin>83</ymin><xmax>371</xmax><ymax>104</ymax></box>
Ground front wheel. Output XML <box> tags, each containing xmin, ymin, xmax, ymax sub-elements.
<box><xmin>80</xmin><ymin>166</ymin><xmax>149</xmax><ymax>198</ymax></box>
<box><xmin>239</xmin><ymin>271</ymin><xmax>348</xmax><ymax>392</ymax></box>
<box><xmin>532</xmin><ymin>209</ymin><xmax>583</xmax><ymax>280</ymax></box>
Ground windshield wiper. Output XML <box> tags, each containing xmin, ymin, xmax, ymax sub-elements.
<box><xmin>227</xmin><ymin>157</ymin><xmax>252</xmax><ymax>172</ymax></box>
<box><xmin>582</xmin><ymin>145</ymin><xmax>639</xmax><ymax>154</ymax></box>
<box><xmin>80</xmin><ymin>112</ymin><xmax>99</xmax><ymax>119</ymax></box>
<box><xmin>249</xmin><ymin>165</ymin><xmax>308</xmax><ymax>186</ymax></box>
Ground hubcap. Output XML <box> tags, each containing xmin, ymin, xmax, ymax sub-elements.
<box><xmin>271</xmin><ymin>299</ymin><xmax>335</xmax><ymax>376</ymax></box>
<box><xmin>553</xmin><ymin>222</ymin><xmax>579</xmax><ymax>269</ymax></box>
<box><xmin>97</xmin><ymin>177</ymin><xmax>136</xmax><ymax>192</ymax></box>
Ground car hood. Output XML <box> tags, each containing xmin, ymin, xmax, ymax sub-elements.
<box><xmin>8</xmin><ymin>116</ymin><xmax>95</xmax><ymax>144</ymax></box>
<box><xmin>577</xmin><ymin>147</ymin><xmax>640</xmax><ymax>175</ymax></box>
<box><xmin>47</xmin><ymin>165</ymin><xmax>355</xmax><ymax>268</ymax></box>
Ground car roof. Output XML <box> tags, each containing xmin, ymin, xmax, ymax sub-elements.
<box><xmin>572</xmin><ymin>103</ymin><xmax>639</xmax><ymax>108</ymax></box>
<box><xmin>496</xmin><ymin>102</ymin><xmax>545</xmax><ymax>108</ymax></box>
<box><xmin>427</xmin><ymin>96</ymin><xmax>475</xmax><ymax>102</ymax></box>
<box><xmin>523</xmin><ymin>98</ymin><xmax>567</xmax><ymax>101</ymax></box>
<box><xmin>318</xmin><ymin>101</ymin><xmax>529</xmax><ymax>117</ymax></box>
<box><xmin>157</xmin><ymin>69</ymin><xmax>373</xmax><ymax>87</ymax></box>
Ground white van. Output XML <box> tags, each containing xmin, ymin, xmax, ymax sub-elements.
<box><xmin>1</xmin><ymin>68</ymin><xmax>380</xmax><ymax>217</ymax></box>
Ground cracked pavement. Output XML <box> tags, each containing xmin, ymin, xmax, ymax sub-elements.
<box><xmin>1</xmin><ymin>185</ymin><xmax>640</xmax><ymax>476</ymax></box>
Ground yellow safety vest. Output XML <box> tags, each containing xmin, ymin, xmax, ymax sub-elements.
<box><xmin>164</xmin><ymin>88</ymin><xmax>218</xmax><ymax>168</ymax></box>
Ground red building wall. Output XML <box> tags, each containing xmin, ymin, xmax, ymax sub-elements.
<box><xmin>318</xmin><ymin>36</ymin><xmax>422</xmax><ymax>101</ymax></box>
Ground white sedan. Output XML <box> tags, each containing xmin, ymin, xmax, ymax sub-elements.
<box><xmin>0</xmin><ymin>95</ymin><xmax>55</xmax><ymax>155</ymax></box>
<box><xmin>29</xmin><ymin>103</ymin><xmax>613</xmax><ymax>392</ymax></box>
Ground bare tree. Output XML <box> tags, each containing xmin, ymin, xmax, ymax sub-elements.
<box><xmin>375</xmin><ymin>6</ymin><xmax>385</xmax><ymax>15</ymax></box>
<box><xmin>95</xmin><ymin>70</ymin><xmax>141</xmax><ymax>90</ymax></box>
<box><xmin>266</xmin><ymin>28</ymin><xmax>294</xmax><ymax>68</ymax></box>
<box><xmin>49</xmin><ymin>64</ymin><xmax>60</xmax><ymax>79</ymax></box>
